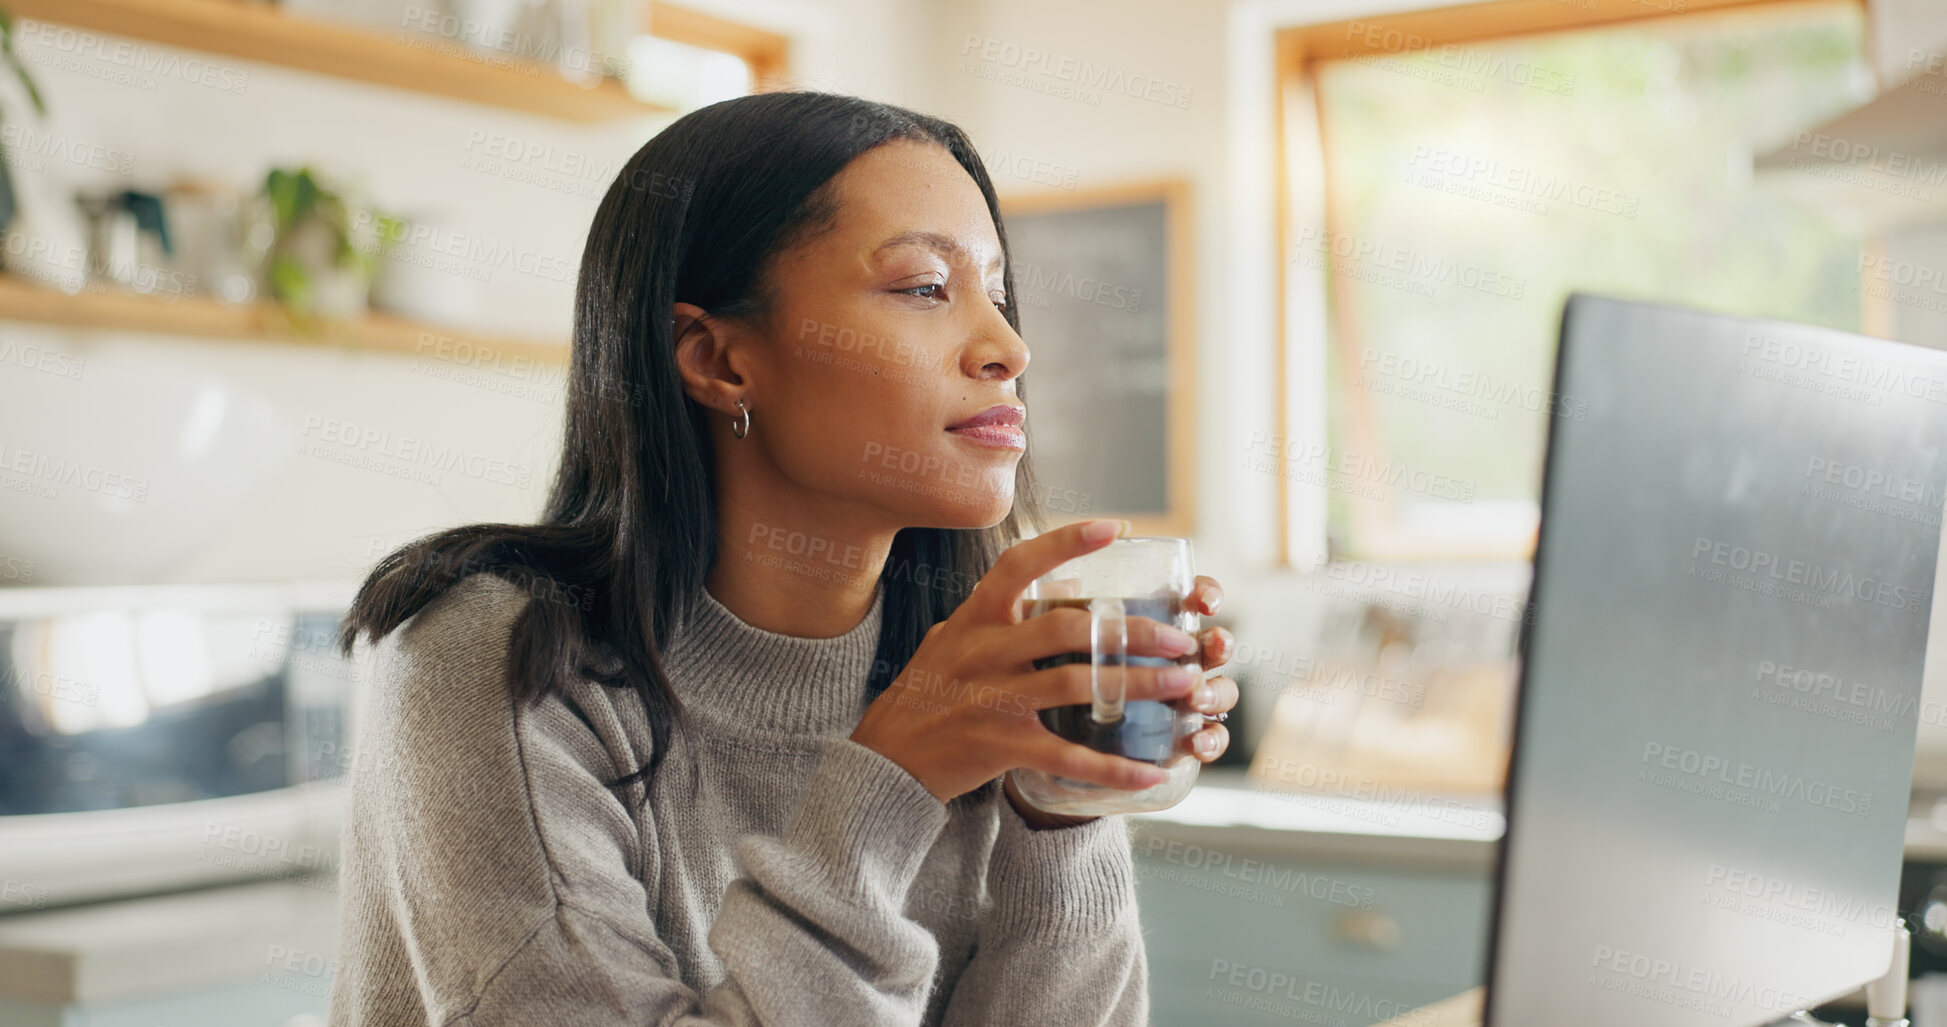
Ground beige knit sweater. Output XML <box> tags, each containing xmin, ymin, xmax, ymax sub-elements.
<box><xmin>326</xmin><ymin>572</ymin><xmax>1149</xmax><ymax>1025</ymax></box>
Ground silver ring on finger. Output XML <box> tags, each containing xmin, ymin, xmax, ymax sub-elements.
<box><xmin>1201</xmin><ymin>711</ymin><xmax>1228</xmax><ymax>724</ymax></box>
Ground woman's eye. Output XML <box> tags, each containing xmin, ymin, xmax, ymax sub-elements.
<box><xmin>903</xmin><ymin>283</ymin><xmax>944</xmax><ymax>300</ymax></box>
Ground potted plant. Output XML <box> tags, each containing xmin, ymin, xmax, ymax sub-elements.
<box><xmin>0</xmin><ymin>7</ymin><xmax>49</xmax><ymax>255</ymax></box>
<box><xmin>254</xmin><ymin>166</ymin><xmax>402</xmax><ymax>323</ymax></box>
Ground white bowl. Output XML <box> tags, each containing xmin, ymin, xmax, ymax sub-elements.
<box><xmin>0</xmin><ymin>346</ymin><xmax>296</xmax><ymax>585</ymax></box>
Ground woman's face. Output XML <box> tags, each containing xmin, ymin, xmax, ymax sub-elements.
<box><xmin>716</xmin><ymin>139</ymin><xmax>1031</xmax><ymax>530</ymax></box>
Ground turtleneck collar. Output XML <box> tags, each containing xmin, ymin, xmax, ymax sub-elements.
<box><xmin>662</xmin><ymin>581</ymin><xmax>888</xmax><ymax>739</ymax></box>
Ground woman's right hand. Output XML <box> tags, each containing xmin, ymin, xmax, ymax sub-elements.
<box><xmin>849</xmin><ymin>518</ymin><xmax>1203</xmax><ymax>803</ymax></box>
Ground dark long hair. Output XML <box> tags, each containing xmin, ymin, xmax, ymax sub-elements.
<box><xmin>339</xmin><ymin>91</ymin><xmax>1047</xmax><ymax>803</ymax></box>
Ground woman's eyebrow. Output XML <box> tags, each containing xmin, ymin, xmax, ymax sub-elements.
<box><xmin>874</xmin><ymin>231</ymin><xmax>1004</xmax><ymax>273</ymax></box>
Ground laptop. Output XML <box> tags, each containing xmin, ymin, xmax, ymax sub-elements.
<box><xmin>1473</xmin><ymin>294</ymin><xmax>1947</xmax><ymax>1026</ymax></box>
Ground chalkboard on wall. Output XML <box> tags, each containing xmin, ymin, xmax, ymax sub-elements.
<box><xmin>1000</xmin><ymin>180</ymin><xmax>1194</xmax><ymax>536</ymax></box>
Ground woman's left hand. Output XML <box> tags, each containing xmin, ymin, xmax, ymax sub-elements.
<box><xmin>1183</xmin><ymin>574</ymin><xmax>1238</xmax><ymax>763</ymax></box>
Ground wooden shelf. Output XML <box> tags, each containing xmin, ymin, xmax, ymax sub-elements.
<box><xmin>0</xmin><ymin>273</ymin><xmax>568</xmax><ymax>364</ymax></box>
<box><xmin>7</xmin><ymin>0</ymin><xmax>673</xmax><ymax>122</ymax></box>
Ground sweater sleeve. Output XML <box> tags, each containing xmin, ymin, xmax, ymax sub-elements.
<box><xmin>938</xmin><ymin>795</ymin><xmax>1150</xmax><ymax>1025</ymax></box>
<box><xmin>327</xmin><ymin>576</ymin><xmax>954</xmax><ymax>1027</ymax></box>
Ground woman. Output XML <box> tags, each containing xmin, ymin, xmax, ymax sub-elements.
<box><xmin>327</xmin><ymin>91</ymin><xmax>1238</xmax><ymax>1026</ymax></box>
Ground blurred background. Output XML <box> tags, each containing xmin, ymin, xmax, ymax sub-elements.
<box><xmin>3</xmin><ymin>0</ymin><xmax>1947</xmax><ymax>1024</ymax></box>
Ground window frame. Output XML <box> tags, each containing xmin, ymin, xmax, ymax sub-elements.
<box><xmin>1271</xmin><ymin>0</ymin><xmax>1877</xmax><ymax>567</ymax></box>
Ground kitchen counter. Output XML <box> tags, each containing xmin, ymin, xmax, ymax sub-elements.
<box><xmin>1132</xmin><ymin>766</ymin><xmax>1506</xmax><ymax>872</ymax></box>
<box><xmin>1141</xmin><ymin>770</ymin><xmax>1947</xmax><ymax>870</ymax></box>
<box><xmin>0</xmin><ymin>875</ymin><xmax>337</xmax><ymax>1025</ymax></box>
<box><xmin>13</xmin><ymin>776</ymin><xmax>1947</xmax><ymax>1026</ymax></box>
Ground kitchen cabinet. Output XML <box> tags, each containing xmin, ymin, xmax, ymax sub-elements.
<box><xmin>1130</xmin><ymin>769</ymin><xmax>1499</xmax><ymax>1025</ymax></box>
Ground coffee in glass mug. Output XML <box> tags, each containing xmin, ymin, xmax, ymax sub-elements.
<box><xmin>1008</xmin><ymin>536</ymin><xmax>1202</xmax><ymax>816</ymax></box>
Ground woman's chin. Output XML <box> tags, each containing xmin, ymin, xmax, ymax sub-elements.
<box><xmin>919</xmin><ymin>499</ymin><xmax>1017</xmax><ymax>531</ymax></box>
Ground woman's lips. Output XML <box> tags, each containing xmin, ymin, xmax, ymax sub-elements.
<box><xmin>947</xmin><ymin>425</ymin><xmax>1027</xmax><ymax>450</ymax></box>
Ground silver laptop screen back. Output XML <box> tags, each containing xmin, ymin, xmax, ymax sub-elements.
<box><xmin>1485</xmin><ymin>294</ymin><xmax>1947</xmax><ymax>1026</ymax></box>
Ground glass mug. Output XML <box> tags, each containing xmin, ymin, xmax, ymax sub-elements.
<box><xmin>1007</xmin><ymin>536</ymin><xmax>1203</xmax><ymax>816</ymax></box>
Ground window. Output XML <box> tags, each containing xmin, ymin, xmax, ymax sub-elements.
<box><xmin>1285</xmin><ymin>0</ymin><xmax>1873</xmax><ymax>561</ymax></box>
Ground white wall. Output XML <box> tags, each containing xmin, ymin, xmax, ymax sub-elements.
<box><xmin>0</xmin><ymin>0</ymin><xmax>928</xmax><ymax>587</ymax></box>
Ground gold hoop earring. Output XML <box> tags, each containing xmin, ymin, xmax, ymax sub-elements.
<box><xmin>731</xmin><ymin>397</ymin><xmax>751</xmax><ymax>439</ymax></box>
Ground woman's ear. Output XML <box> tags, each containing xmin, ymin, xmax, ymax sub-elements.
<box><xmin>671</xmin><ymin>302</ymin><xmax>745</xmax><ymax>413</ymax></box>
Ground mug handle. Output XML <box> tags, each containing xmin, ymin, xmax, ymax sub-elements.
<box><xmin>1088</xmin><ymin>596</ymin><xmax>1127</xmax><ymax>724</ymax></box>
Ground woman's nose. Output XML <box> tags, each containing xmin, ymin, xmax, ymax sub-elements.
<box><xmin>962</xmin><ymin>307</ymin><xmax>1030</xmax><ymax>382</ymax></box>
